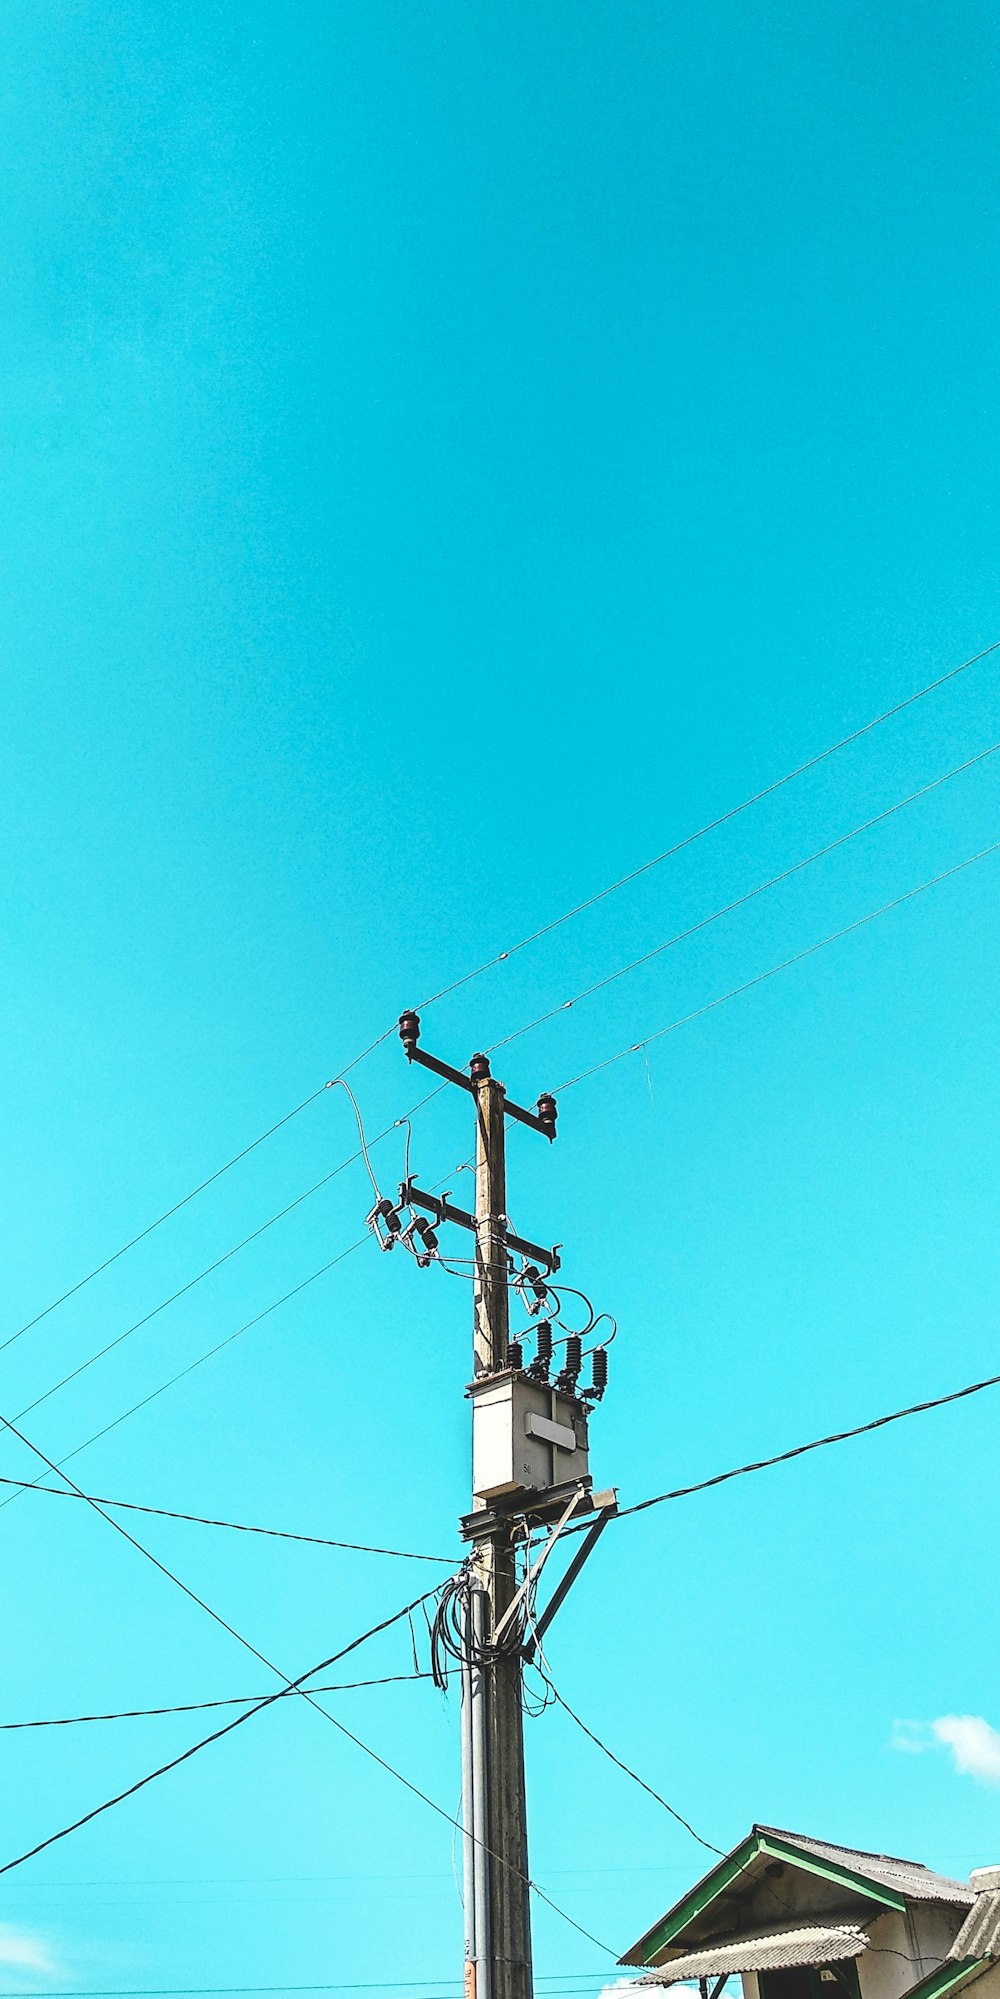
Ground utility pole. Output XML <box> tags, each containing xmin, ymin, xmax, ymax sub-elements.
<box><xmin>382</xmin><ymin>1013</ymin><xmax>616</xmax><ymax>1999</ymax></box>
<box><xmin>471</xmin><ymin>1051</ymin><xmax>532</xmax><ymax>1999</ymax></box>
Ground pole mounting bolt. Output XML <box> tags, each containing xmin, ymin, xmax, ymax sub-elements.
<box><xmin>398</xmin><ymin>1010</ymin><xmax>421</xmax><ymax>1056</ymax></box>
<box><xmin>469</xmin><ymin>1051</ymin><xmax>491</xmax><ymax>1082</ymax></box>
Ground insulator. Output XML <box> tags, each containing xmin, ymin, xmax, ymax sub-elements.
<box><xmin>469</xmin><ymin>1051</ymin><xmax>491</xmax><ymax>1082</ymax></box>
<box><xmin>564</xmin><ymin>1333</ymin><xmax>582</xmax><ymax>1384</ymax></box>
<box><xmin>536</xmin><ymin>1092</ymin><xmax>558</xmax><ymax>1137</ymax></box>
<box><xmin>416</xmin><ymin>1218</ymin><xmax>439</xmax><ymax>1252</ymax></box>
<box><xmin>591</xmin><ymin>1346</ymin><xmax>608</xmax><ymax>1397</ymax></box>
<box><xmin>535</xmin><ymin>1321</ymin><xmax>552</xmax><ymax>1369</ymax></box>
<box><xmin>398</xmin><ymin>1010</ymin><xmax>421</xmax><ymax>1053</ymax></box>
<box><xmin>506</xmin><ymin>1339</ymin><xmax>524</xmax><ymax>1371</ymax></box>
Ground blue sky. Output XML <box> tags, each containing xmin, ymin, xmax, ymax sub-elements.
<box><xmin>2</xmin><ymin>0</ymin><xmax>1000</xmax><ymax>1992</ymax></box>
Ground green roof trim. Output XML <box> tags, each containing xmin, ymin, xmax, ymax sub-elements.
<box><xmin>756</xmin><ymin>1834</ymin><xmax>906</xmax><ymax>1914</ymax></box>
<box><xmin>622</xmin><ymin>1836</ymin><xmax>761</xmax><ymax>1966</ymax></box>
<box><xmin>622</xmin><ymin>1830</ymin><xmax>907</xmax><ymax>1968</ymax></box>
<box><xmin>900</xmin><ymin>1961</ymin><xmax>985</xmax><ymax>1999</ymax></box>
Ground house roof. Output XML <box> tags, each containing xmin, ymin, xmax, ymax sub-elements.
<box><xmin>755</xmin><ymin>1829</ymin><xmax>973</xmax><ymax>1910</ymax></box>
<box><xmin>637</xmin><ymin>1920</ymin><xmax>870</xmax><ymax>1984</ymax></box>
<box><xmin>949</xmin><ymin>1888</ymin><xmax>1000</xmax><ymax>1961</ymax></box>
<box><xmin>621</xmin><ymin>1824</ymin><xmax>974</xmax><ymax>1968</ymax></box>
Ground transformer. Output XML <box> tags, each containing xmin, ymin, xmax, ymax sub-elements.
<box><xmin>468</xmin><ymin>1368</ymin><xmax>590</xmax><ymax>1504</ymax></box>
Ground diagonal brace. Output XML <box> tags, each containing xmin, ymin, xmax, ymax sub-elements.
<box><xmin>521</xmin><ymin>1491</ymin><xmax>618</xmax><ymax>1662</ymax></box>
<box><xmin>490</xmin><ymin>1485</ymin><xmax>589</xmax><ymax>1648</ymax></box>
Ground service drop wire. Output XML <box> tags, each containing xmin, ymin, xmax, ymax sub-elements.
<box><xmin>0</xmin><ymin>1588</ymin><xmax>442</xmax><ymax>1880</ymax></box>
<box><xmin>0</xmin><ymin>1474</ymin><xmax>452</xmax><ymax>1563</ymax></box>
<box><xmin>0</xmin><ymin>1406</ymin><xmax>613</xmax><ymax>1954</ymax></box>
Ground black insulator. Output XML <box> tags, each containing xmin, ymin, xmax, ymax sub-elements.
<box><xmin>416</xmin><ymin>1218</ymin><xmax>439</xmax><ymax>1252</ymax></box>
<box><xmin>469</xmin><ymin>1051</ymin><xmax>491</xmax><ymax>1082</ymax></box>
<box><xmin>536</xmin><ymin>1092</ymin><xmax>558</xmax><ymax>1139</ymax></box>
<box><xmin>564</xmin><ymin>1333</ymin><xmax>582</xmax><ymax>1384</ymax></box>
<box><xmin>535</xmin><ymin>1321</ymin><xmax>552</xmax><ymax>1368</ymax></box>
<box><xmin>506</xmin><ymin>1339</ymin><xmax>524</xmax><ymax>1371</ymax></box>
<box><xmin>398</xmin><ymin>1010</ymin><xmax>421</xmax><ymax>1053</ymax></box>
<box><xmin>591</xmin><ymin>1346</ymin><xmax>608</xmax><ymax>1397</ymax></box>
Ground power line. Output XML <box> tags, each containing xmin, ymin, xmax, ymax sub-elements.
<box><xmin>0</xmin><ymin>1041</ymin><xmax>432</xmax><ymax>1369</ymax></box>
<box><xmin>534</xmin><ymin>1667</ymin><xmax>722</xmax><ymax>1857</ymax></box>
<box><xmin>0</xmin><ymin>1082</ymin><xmax>330</xmax><ymax>1361</ymax></box>
<box><xmin>17</xmin><ymin>831</ymin><xmax>995</xmax><ymax>1531</ymax></box>
<box><xmin>487</xmin><ymin>737</ymin><xmax>1000</xmax><ymax>1058</ymax></box>
<box><xmin>556</xmin><ymin>837</ymin><xmax>1000</xmax><ymax>1092</ymax></box>
<box><xmin>0</xmin><ymin>1590</ymin><xmax>441</xmax><ymax>1882</ymax></box>
<box><xmin>1</xmin><ymin>1148</ymin><xmax>470</xmax><ymax>1515</ymax></box>
<box><xmin>0</xmin><ymin>1975</ymin><xmax>612</xmax><ymax>1991</ymax></box>
<box><xmin>0</xmin><ymin>1407</ymin><xmax>613</xmax><ymax>1956</ymax></box>
<box><xmin>0</xmin><ymin>1237</ymin><xmax>371</xmax><ymax>1512</ymax></box>
<box><xmin>0</xmin><ymin>1474</ymin><xmax>452</xmax><ymax>1562</ymax></box>
<box><xmin>12</xmin><ymin>1162</ymin><xmax>377</xmax><ymax>1427</ymax></box>
<box><xmin>0</xmin><ymin>1670</ymin><xmax>438</xmax><ymax>1731</ymax></box>
<box><xmin>9</xmin><ymin>640</ymin><xmax>998</xmax><ymax>1370</ymax></box>
<box><xmin>417</xmin><ymin>636</ymin><xmax>1000</xmax><ymax>1014</ymax></box>
<box><xmin>6</xmin><ymin>1086</ymin><xmax>445</xmax><ymax>1438</ymax></box>
<box><xmin>613</xmin><ymin>1362</ymin><xmax>1000</xmax><ymax>1523</ymax></box>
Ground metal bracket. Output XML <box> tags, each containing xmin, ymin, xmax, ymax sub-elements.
<box><xmin>400</xmin><ymin>1179</ymin><xmax>561</xmax><ymax>1276</ymax></box>
<box><xmin>459</xmin><ymin>1475</ymin><xmax>594</xmax><ymax>1543</ymax></box>
<box><xmin>397</xmin><ymin>1012</ymin><xmax>557</xmax><ymax>1141</ymax></box>
<box><xmin>491</xmin><ymin>1485</ymin><xmax>589</xmax><ymax>1648</ymax></box>
<box><xmin>521</xmin><ymin>1488</ymin><xmax>618</xmax><ymax>1662</ymax></box>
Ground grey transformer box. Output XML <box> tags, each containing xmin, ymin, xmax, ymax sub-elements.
<box><xmin>468</xmin><ymin>1369</ymin><xmax>590</xmax><ymax>1504</ymax></box>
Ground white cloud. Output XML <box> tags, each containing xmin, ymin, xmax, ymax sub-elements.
<box><xmin>890</xmin><ymin>1719</ymin><xmax>935</xmax><ymax>1755</ymax></box>
<box><xmin>891</xmin><ymin>1714</ymin><xmax>1000</xmax><ymax>1786</ymax></box>
<box><xmin>0</xmin><ymin>1922</ymin><xmax>61</xmax><ymax>1977</ymax></box>
<box><xmin>933</xmin><ymin>1716</ymin><xmax>1000</xmax><ymax>1786</ymax></box>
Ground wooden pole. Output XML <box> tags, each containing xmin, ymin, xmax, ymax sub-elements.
<box><xmin>472</xmin><ymin>1057</ymin><xmax>533</xmax><ymax>1999</ymax></box>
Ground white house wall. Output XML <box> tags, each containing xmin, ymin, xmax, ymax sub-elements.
<box><xmin>737</xmin><ymin>1902</ymin><xmax>969</xmax><ymax>1999</ymax></box>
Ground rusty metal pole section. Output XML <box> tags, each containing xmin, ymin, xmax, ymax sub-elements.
<box><xmin>470</xmin><ymin>1054</ymin><xmax>533</xmax><ymax>1999</ymax></box>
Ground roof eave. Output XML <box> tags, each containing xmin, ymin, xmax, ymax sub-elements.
<box><xmin>620</xmin><ymin>1829</ymin><xmax>908</xmax><ymax>1969</ymax></box>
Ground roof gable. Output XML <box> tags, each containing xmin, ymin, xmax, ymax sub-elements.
<box><xmin>621</xmin><ymin>1826</ymin><xmax>973</xmax><ymax>1969</ymax></box>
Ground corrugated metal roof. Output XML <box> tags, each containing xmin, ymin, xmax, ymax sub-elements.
<box><xmin>756</xmin><ymin>1827</ymin><xmax>975</xmax><ymax>1908</ymax></box>
<box><xmin>949</xmin><ymin>1891</ymin><xmax>1000</xmax><ymax>1960</ymax></box>
<box><xmin>638</xmin><ymin>1923</ymin><xmax>870</xmax><ymax>1983</ymax></box>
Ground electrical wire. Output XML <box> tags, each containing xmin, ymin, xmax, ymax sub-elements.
<box><xmin>0</xmin><ymin>1408</ymin><xmax>614</xmax><ymax>1954</ymax></box>
<box><xmin>0</xmin><ymin>1083</ymin><xmax>331</xmax><ymax>1361</ymax></box>
<box><xmin>328</xmin><ymin>1079</ymin><xmax>383</xmax><ymax>1201</ymax></box>
<box><xmin>0</xmin><ymin>1975</ymin><xmax>616</xmax><ymax>1991</ymax></box>
<box><xmin>0</xmin><ymin>1671</ymin><xmax>440</xmax><ymax>1731</ymax></box>
<box><xmin>535</xmin><ymin>1666</ymin><xmax>723</xmax><ymax>1857</ymax></box>
<box><xmin>0</xmin><ymin>1474</ymin><xmax>452</xmax><ymax>1562</ymax></box>
<box><xmin>7</xmin><ymin>1086</ymin><xmax>449</xmax><ymax>1438</ymax></box>
<box><xmin>1</xmin><ymin>1132</ymin><xmax>469</xmax><ymax>1519</ymax></box>
<box><xmin>0</xmin><ymin>1589</ymin><xmax>441</xmax><ymax>1882</ymax></box>
<box><xmin>485</xmin><ymin>736</ymin><xmax>1000</xmax><ymax>1060</ymax></box>
<box><xmin>11</xmin><ymin>1164</ymin><xmax>373</xmax><ymax>1428</ymax></box>
<box><xmin>8</xmin><ymin>640</ymin><xmax>998</xmax><ymax>1368</ymax></box>
<box><xmin>415</xmin><ymin>636</ymin><xmax>1000</xmax><ymax>1014</ymax></box>
<box><xmin>0</xmin><ymin>1237</ymin><xmax>371</xmax><ymax>1512</ymax></box>
<box><xmin>612</xmin><ymin>1362</ymin><xmax>1000</xmax><ymax>1523</ymax></box>
<box><xmin>556</xmin><ymin>837</ymin><xmax>1000</xmax><ymax>1093</ymax></box>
